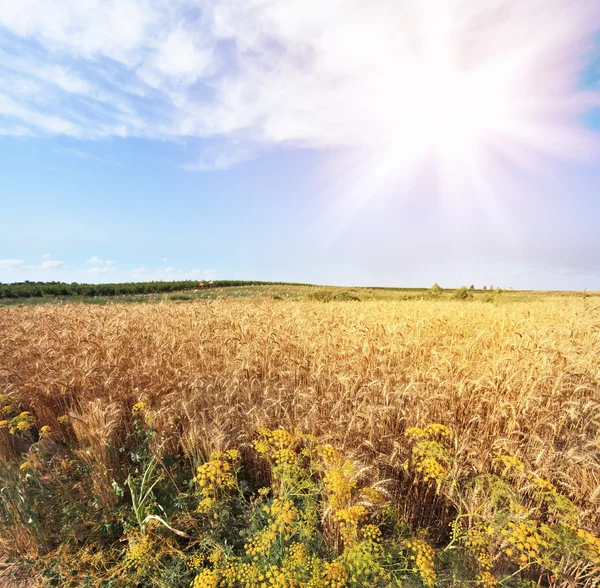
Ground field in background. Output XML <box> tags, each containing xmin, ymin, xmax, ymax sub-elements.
<box><xmin>0</xmin><ymin>295</ymin><xmax>599</xmax><ymax>585</ymax></box>
<box><xmin>1</xmin><ymin>280</ymin><xmax>598</xmax><ymax>307</ymax></box>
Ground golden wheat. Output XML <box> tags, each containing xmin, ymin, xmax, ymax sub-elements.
<box><xmin>0</xmin><ymin>297</ymin><xmax>599</xmax><ymax>532</ymax></box>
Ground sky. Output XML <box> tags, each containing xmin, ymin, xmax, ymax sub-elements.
<box><xmin>1</xmin><ymin>0</ymin><xmax>600</xmax><ymax>290</ymax></box>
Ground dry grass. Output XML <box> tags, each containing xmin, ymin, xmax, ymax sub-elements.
<box><xmin>1</xmin><ymin>297</ymin><xmax>599</xmax><ymax>531</ymax></box>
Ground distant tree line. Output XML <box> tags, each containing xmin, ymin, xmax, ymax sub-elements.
<box><xmin>0</xmin><ymin>280</ymin><xmax>311</xmax><ymax>299</ymax></box>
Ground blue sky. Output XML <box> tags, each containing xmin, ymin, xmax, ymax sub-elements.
<box><xmin>1</xmin><ymin>0</ymin><xmax>599</xmax><ymax>290</ymax></box>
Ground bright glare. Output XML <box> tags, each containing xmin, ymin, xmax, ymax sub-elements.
<box><xmin>315</xmin><ymin>0</ymin><xmax>599</xmax><ymax>238</ymax></box>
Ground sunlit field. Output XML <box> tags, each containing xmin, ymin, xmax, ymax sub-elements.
<box><xmin>1</xmin><ymin>295</ymin><xmax>599</xmax><ymax>586</ymax></box>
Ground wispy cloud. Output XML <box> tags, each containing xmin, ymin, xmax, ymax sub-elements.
<box><xmin>0</xmin><ymin>258</ymin><xmax>65</xmax><ymax>274</ymax></box>
<box><xmin>0</xmin><ymin>256</ymin><xmax>217</xmax><ymax>284</ymax></box>
<box><xmin>0</xmin><ymin>259</ymin><xmax>25</xmax><ymax>270</ymax></box>
<box><xmin>0</xmin><ymin>0</ymin><xmax>597</xmax><ymax>170</ymax></box>
<box><xmin>40</xmin><ymin>260</ymin><xmax>65</xmax><ymax>270</ymax></box>
<box><xmin>55</xmin><ymin>147</ymin><xmax>122</xmax><ymax>166</ymax></box>
<box><xmin>86</xmin><ymin>256</ymin><xmax>116</xmax><ymax>266</ymax></box>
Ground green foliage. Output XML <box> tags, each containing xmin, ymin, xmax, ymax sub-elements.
<box><xmin>0</xmin><ymin>280</ymin><xmax>313</xmax><ymax>301</ymax></box>
<box><xmin>308</xmin><ymin>289</ymin><xmax>361</xmax><ymax>302</ymax></box>
<box><xmin>452</xmin><ymin>286</ymin><xmax>470</xmax><ymax>300</ymax></box>
<box><xmin>426</xmin><ymin>283</ymin><xmax>442</xmax><ymax>298</ymax></box>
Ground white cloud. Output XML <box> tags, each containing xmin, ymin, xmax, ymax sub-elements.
<box><xmin>0</xmin><ymin>0</ymin><xmax>598</xmax><ymax>169</ymax></box>
<box><xmin>0</xmin><ymin>259</ymin><xmax>25</xmax><ymax>269</ymax></box>
<box><xmin>0</xmin><ymin>258</ymin><xmax>65</xmax><ymax>276</ymax></box>
<box><xmin>42</xmin><ymin>253</ymin><xmax>51</xmax><ymax>259</ymax></box>
<box><xmin>40</xmin><ymin>259</ymin><xmax>65</xmax><ymax>270</ymax></box>
<box><xmin>81</xmin><ymin>265</ymin><xmax>117</xmax><ymax>276</ymax></box>
<box><xmin>181</xmin><ymin>143</ymin><xmax>255</xmax><ymax>171</ymax></box>
<box><xmin>55</xmin><ymin>147</ymin><xmax>122</xmax><ymax>165</ymax></box>
<box><xmin>86</xmin><ymin>256</ymin><xmax>115</xmax><ymax>266</ymax></box>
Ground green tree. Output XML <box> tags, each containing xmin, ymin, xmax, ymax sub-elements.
<box><xmin>427</xmin><ymin>283</ymin><xmax>442</xmax><ymax>298</ymax></box>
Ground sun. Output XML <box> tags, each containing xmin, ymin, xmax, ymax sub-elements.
<box><xmin>313</xmin><ymin>0</ymin><xmax>598</xmax><ymax>240</ymax></box>
<box><xmin>374</xmin><ymin>44</ymin><xmax>516</xmax><ymax>172</ymax></box>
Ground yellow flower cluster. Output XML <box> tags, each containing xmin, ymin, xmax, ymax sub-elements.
<box><xmin>197</xmin><ymin>497</ymin><xmax>216</xmax><ymax>514</ymax></box>
<box><xmin>221</xmin><ymin>561</ymin><xmax>297</xmax><ymax>588</ymax></box>
<box><xmin>323</xmin><ymin>469</ymin><xmax>354</xmax><ymax>512</ymax></box>
<box><xmin>0</xmin><ymin>420</ymin><xmax>8</xmax><ymax>429</ymax></box>
<box><xmin>246</xmin><ymin>498</ymin><xmax>300</xmax><ymax>561</ymax></box>
<box><xmin>576</xmin><ymin>527</ymin><xmax>600</xmax><ymax>563</ymax></box>
<box><xmin>246</xmin><ymin>499</ymin><xmax>299</xmax><ymax>558</ymax></box>
<box><xmin>220</xmin><ymin>561</ymin><xmax>256</xmax><ymax>586</ymax></box>
<box><xmin>191</xmin><ymin>568</ymin><xmax>220</xmax><ymax>588</ymax></box>
<box><xmin>260</xmin><ymin>566</ymin><xmax>294</xmax><ymax>587</ymax></box>
<box><xmin>463</xmin><ymin>525</ymin><xmax>496</xmax><ymax>583</ymax></box>
<box><xmin>321</xmin><ymin>561</ymin><xmax>348</xmax><ymax>588</ymax></box>
<box><xmin>0</xmin><ymin>394</ymin><xmax>15</xmax><ymax>417</ymax></box>
<box><xmin>212</xmin><ymin>449</ymin><xmax>241</xmax><ymax>461</ymax></box>
<box><xmin>40</xmin><ymin>425</ymin><xmax>52</xmax><ymax>438</ymax></box>
<box><xmin>124</xmin><ymin>538</ymin><xmax>154</xmax><ymax>571</ymax></box>
<box><xmin>335</xmin><ymin>505</ymin><xmax>368</xmax><ymax>546</ymax></box>
<box><xmin>131</xmin><ymin>401</ymin><xmax>149</xmax><ymax>415</ymax></box>
<box><xmin>194</xmin><ymin>455</ymin><xmax>237</xmax><ymax>494</ymax></box>
<box><xmin>252</xmin><ymin>428</ymin><xmax>306</xmax><ymax>490</ymax></box>
<box><xmin>254</xmin><ymin>427</ymin><xmax>296</xmax><ymax>455</ymax></box>
<box><xmin>415</xmin><ymin>456</ymin><xmax>448</xmax><ymax>483</ymax></box>
<box><xmin>274</xmin><ymin>448</ymin><xmax>297</xmax><ymax>466</ymax></box>
<box><xmin>187</xmin><ymin>553</ymin><xmax>206</xmax><ymax>570</ymax></box>
<box><xmin>270</xmin><ymin>429</ymin><xmax>296</xmax><ymax>448</ymax></box>
<box><xmin>497</xmin><ymin>455</ymin><xmax>525</xmax><ymax>473</ymax></box>
<box><xmin>531</xmin><ymin>477</ymin><xmax>556</xmax><ymax>493</ymax></box>
<box><xmin>266</xmin><ymin>498</ymin><xmax>299</xmax><ymax>537</ymax></box>
<box><xmin>10</xmin><ymin>411</ymin><xmax>34</xmax><ymax>434</ymax></box>
<box><xmin>406</xmin><ymin>538</ymin><xmax>436</xmax><ymax>587</ymax></box>
<box><xmin>360</xmin><ymin>524</ymin><xmax>382</xmax><ymax>543</ymax></box>
<box><xmin>57</xmin><ymin>415</ymin><xmax>70</xmax><ymax>424</ymax></box>
<box><xmin>245</xmin><ymin>527</ymin><xmax>277</xmax><ymax>559</ymax></box>
<box><xmin>286</xmin><ymin>542</ymin><xmax>311</xmax><ymax>566</ymax></box>
<box><xmin>315</xmin><ymin>444</ymin><xmax>343</xmax><ymax>467</ymax></box>
<box><xmin>405</xmin><ymin>423</ymin><xmax>451</xmax><ymax>440</ymax></box>
<box><xmin>425</xmin><ymin>423</ymin><xmax>452</xmax><ymax>437</ymax></box>
<box><xmin>476</xmin><ymin>570</ymin><xmax>496</xmax><ymax>587</ymax></box>
<box><xmin>409</xmin><ymin>438</ymin><xmax>450</xmax><ymax>484</ymax></box>
<box><xmin>192</xmin><ymin>450</ymin><xmax>239</xmax><ymax>516</ymax></box>
<box><xmin>501</xmin><ymin>520</ymin><xmax>547</xmax><ymax>566</ymax></box>
<box><xmin>464</xmin><ymin>525</ymin><xmax>493</xmax><ymax>552</ymax></box>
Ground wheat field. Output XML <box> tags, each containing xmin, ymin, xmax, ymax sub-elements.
<box><xmin>1</xmin><ymin>296</ymin><xmax>599</xmax><ymax>585</ymax></box>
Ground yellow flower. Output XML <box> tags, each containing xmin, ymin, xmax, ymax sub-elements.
<box><xmin>322</xmin><ymin>561</ymin><xmax>348</xmax><ymax>588</ymax></box>
<box><xmin>131</xmin><ymin>401</ymin><xmax>148</xmax><ymax>415</ymax></box>
<box><xmin>16</xmin><ymin>420</ymin><xmax>32</xmax><ymax>432</ymax></box>
<box><xmin>531</xmin><ymin>477</ymin><xmax>556</xmax><ymax>493</ymax></box>
<box><xmin>406</xmin><ymin>538</ymin><xmax>436</xmax><ymax>587</ymax></box>
<box><xmin>497</xmin><ymin>455</ymin><xmax>525</xmax><ymax>473</ymax></box>
<box><xmin>187</xmin><ymin>553</ymin><xmax>206</xmax><ymax>570</ymax></box>
<box><xmin>191</xmin><ymin>568</ymin><xmax>220</xmax><ymax>588</ymax></box>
